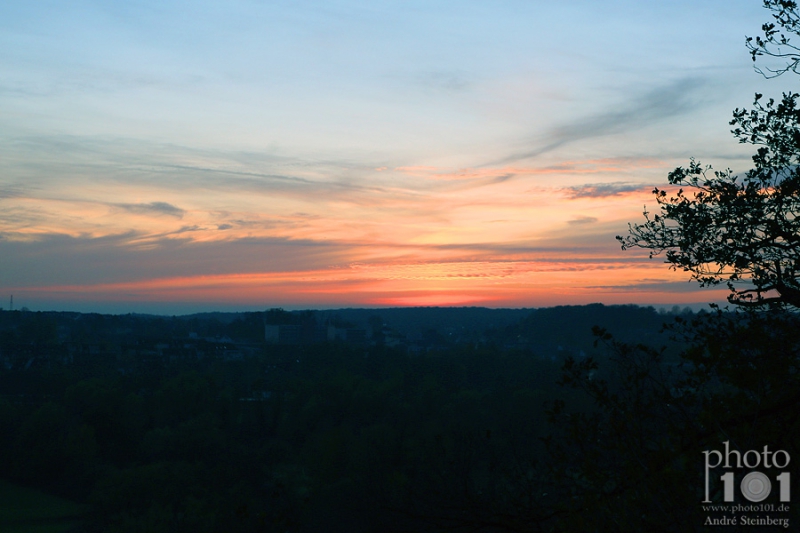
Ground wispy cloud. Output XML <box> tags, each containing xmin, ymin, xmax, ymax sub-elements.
<box><xmin>568</xmin><ymin>216</ymin><xmax>598</xmax><ymax>225</ymax></box>
<box><xmin>586</xmin><ymin>280</ymin><xmax>723</xmax><ymax>294</ymax></box>
<box><xmin>113</xmin><ymin>201</ymin><xmax>185</xmax><ymax>218</ymax></box>
<box><xmin>0</xmin><ymin>186</ymin><xmax>31</xmax><ymax>199</ymax></box>
<box><xmin>0</xmin><ymin>232</ymin><xmax>351</xmax><ymax>286</ymax></box>
<box><xmin>563</xmin><ymin>182</ymin><xmax>648</xmax><ymax>199</ymax></box>
<box><xmin>495</xmin><ymin>77</ymin><xmax>710</xmax><ymax>164</ymax></box>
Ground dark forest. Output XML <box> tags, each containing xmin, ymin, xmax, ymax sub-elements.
<box><xmin>0</xmin><ymin>303</ymin><xmax>797</xmax><ymax>531</ymax></box>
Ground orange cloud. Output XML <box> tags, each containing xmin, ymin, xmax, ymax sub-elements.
<box><xmin>4</xmin><ymin>147</ymin><xmax>713</xmax><ymax>312</ymax></box>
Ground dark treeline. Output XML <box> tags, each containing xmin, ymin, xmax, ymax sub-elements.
<box><xmin>0</xmin><ymin>304</ymin><xmax>797</xmax><ymax>531</ymax></box>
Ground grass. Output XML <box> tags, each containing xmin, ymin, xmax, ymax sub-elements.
<box><xmin>0</xmin><ymin>479</ymin><xmax>87</xmax><ymax>533</ymax></box>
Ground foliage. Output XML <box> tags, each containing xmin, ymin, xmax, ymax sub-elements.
<box><xmin>545</xmin><ymin>309</ymin><xmax>800</xmax><ymax>531</ymax></box>
<box><xmin>0</xmin><ymin>312</ymin><xmax>583</xmax><ymax>532</ymax></box>
<box><xmin>572</xmin><ymin>3</ymin><xmax>800</xmax><ymax>530</ymax></box>
<box><xmin>619</xmin><ymin>1</ymin><xmax>800</xmax><ymax>309</ymax></box>
<box><xmin>747</xmin><ymin>0</ymin><xmax>800</xmax><ymax>77</ymax></box>
<box><xmin>618</xmin><ymin>92</ymin><xmax>800</xmax><ymax>308</ymax></box>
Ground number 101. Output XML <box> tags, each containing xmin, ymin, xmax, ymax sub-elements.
<box><xmin>719</xmin><ymin>471</ymin><xmax>790</xmax><ymax>502</ymax></box>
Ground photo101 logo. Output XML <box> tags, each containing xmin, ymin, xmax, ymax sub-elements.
<box><xmin>703</xmin><ymin>441</ymin><xmax>791</xmax><ymax>503</ymax></box>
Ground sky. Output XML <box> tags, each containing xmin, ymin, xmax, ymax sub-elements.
<box><xmin>0</xmin><ymin>0</ymin><xmax>784</xmax><ymax>314</ymax></box>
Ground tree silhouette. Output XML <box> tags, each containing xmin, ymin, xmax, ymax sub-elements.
<box><xmin>552</xmin><ymin>2</ymin><xmax>800</xmax><ymax>530</ymax></box>
<box><xmin>618</xmin><ymin>1</ymin><xmax>800</xmax><ymax>309</ymax></box>
<box><xmin>746</xmin><ymin>0</ymin><xmax>800</xmax><ymax>78</ymax></box>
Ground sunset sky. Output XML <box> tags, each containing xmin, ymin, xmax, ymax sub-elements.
<box><xmin>0</xmin><ymin>1</ymin><xmax>780</xmax><ymax>314</ymax></box>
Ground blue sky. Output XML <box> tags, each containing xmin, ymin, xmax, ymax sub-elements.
<box><xmin>0</xmin><ymin>1</ymin><xmax>781</xmax><ymax>313</ymax></box>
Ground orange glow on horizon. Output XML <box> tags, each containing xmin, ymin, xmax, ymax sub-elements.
<box><xmin>2</xmin><ymin>154</ymin><xmax>721</xmax><ymax>311</ymax></box>
<box><xmin>13</xmin><ymin>256</ymin><xmax>730</xmax><ymax>310</ymax></box>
